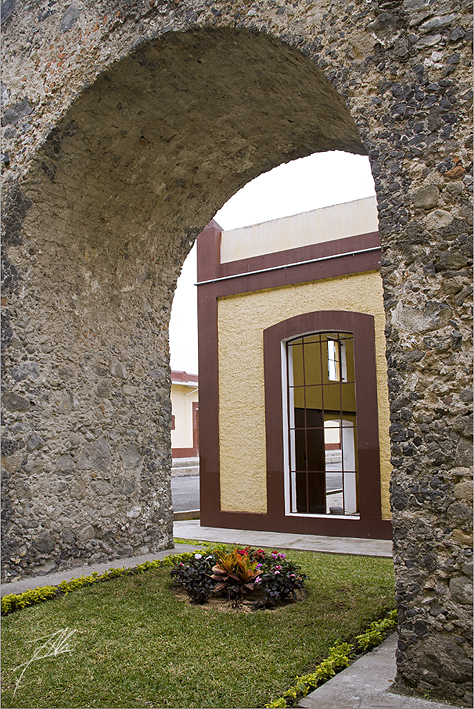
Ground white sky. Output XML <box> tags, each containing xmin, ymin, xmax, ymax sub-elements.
<box><xmin>169</xmin><ymin>151</ymin><xmax>375</xmax><ymax>374</ymax></box>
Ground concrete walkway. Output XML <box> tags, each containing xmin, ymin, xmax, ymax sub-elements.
<box><xmin>1</xmin><ymin>523</ymin><xmax>459</xmax><ymax>709</ymax></box>
<box><xmin>299</xmin><ymin>633</ymin><xmax>457</xmax><ymax>709</ymax></box>
<box><xmin>0</xmin><ymin>543</ymin><xmax>203</xmax><ymax>597</ymax></box>
<box><xmin>174</xmin><ymin>519</ymin><xmax>393</xmax><ymax>557</ymax></box>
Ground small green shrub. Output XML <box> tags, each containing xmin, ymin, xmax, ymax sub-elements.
<box><xmin>264</xmin><ymin>612</ymin><xmax>398</xmax><ymax>708</ymax></box>
<box><xmin>211</xmin><ymin>548</ymin><xmax>260</xmax><ymax>601</ymax></box>
<box><xmin>355</xmin><ymin>609</ymin><xmax>398</xmax><ymax>651</ymax></box>
<box><xmin>1</xmin><ymin>586</ymin><xmax>58</xmax><ymax>615</ymax></box>
<box><xmin>171</xmin><ymin>554</ymin><xmax>216</xmax><ymax>603</ymax></box>
<box><xmin>252</xmin><ymin>549</ymin><xmax>308</xmax><ymax>609</ymax></box>
<box><xmin>1</xmin><ymin>551</ymin><xmax>197</xmax><ymax>616</ymax></box>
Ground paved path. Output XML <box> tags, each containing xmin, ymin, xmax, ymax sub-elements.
<box><xmin>299</xmin><ymin>633</ymin><xmax>457</xmax><ymax>709</ymax></box>
<box><xmin>174</xmin><ymin>519</ymin><xmax>393</xmax><ymax>557</ymax></box>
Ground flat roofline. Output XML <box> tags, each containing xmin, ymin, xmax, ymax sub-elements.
<box><xmin>221</xmin><ymin>195</ymin><xmax>377</xmax><ymax>236</ymax></box>
<box><xmin>171</xmin><ymin>370</ymin><xmax>199</xmax><ymax>386</ymax></box>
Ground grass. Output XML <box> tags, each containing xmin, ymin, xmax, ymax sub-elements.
<box><xmin>1</xmin><ymin>548</ymin><xmax>395</xmax><ymax>708</ymax></box>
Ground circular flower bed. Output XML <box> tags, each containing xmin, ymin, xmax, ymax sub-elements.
<box><xmin>170</xmin><ymin>546</ymin><xmax>308</xmax><ymax>610</ymax></box>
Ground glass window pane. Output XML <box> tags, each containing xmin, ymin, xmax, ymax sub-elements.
<box><xmin>306</xmin><ymin>426</ymin><xmax>325</xmax><ymax>472</ymax></box>
<box><xmin>294</xmin><ymin>429</ymin><xmax>306</xmax><ymax>471</ymax></box>
<box><xmin>327</xmin><ymin>338</ymin><xmax>340</xmax><ymax>381</ymax></box>
<box><xmin>302</xmin><ymin>334</ymin><xmax>320</xmax><ymax>345</ymax></box>
<box><xmin>341</xmin><ymin>382</ymin><xmax>356</xmax><ymax>413</ymax></box>
<box><xmin>290</xmin><ymin>344</ymin><xmax>304</xmax><ymax>387</ymax></box>
<box><xmin>344</xmin><ymin>337</ymin><xmax>355</xmax><ymax>382</ymax></box>
<box><xmin>322</xmin><ymin>383</ymin><xmax>341</xmax><ymax>413</ymax></box>
<box><xmin>287</xmin><ymin>330</ymin><xmax>358</xmax><ymax>517</ymax></box>
<box><xmin>303</xmin><ymin>340</ymin><xmax>322</xmax><ymax>385</ymax></box>
<box><xmin>304</xmin><ymin>385</ymin><xmax>323</xmax><ymax>410</ymax></box>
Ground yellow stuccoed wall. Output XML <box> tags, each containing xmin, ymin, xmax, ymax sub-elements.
<box><xmin>218</xmin><ymin>270</ymin><xmax>391</xmax><ymax>519</ymax></box>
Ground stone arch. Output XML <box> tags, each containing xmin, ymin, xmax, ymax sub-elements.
<box><xmin>2</xmin><ymin>2</ymin><xmax>472</xmax><ymax>704</ymax></box>
<box><xmin>2</xmin><ymin>26</ymin><xmax>367</xmax><ymax>570</ymax></box>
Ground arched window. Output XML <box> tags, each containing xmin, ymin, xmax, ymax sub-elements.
<box><xmin>286</xmin><ymin>332</ymin><xmax>358</xmax><ymax>517</ymax></box>
<box><xmin>263</xmin><ymin>310</ymin><xmax>387</xmax><ymax>536</ymax></box>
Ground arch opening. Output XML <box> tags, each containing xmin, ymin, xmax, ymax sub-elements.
<box><xmin>3</xmin><ymin>27</ymin><xmax>369</xmax><ymax>578</ymax></box>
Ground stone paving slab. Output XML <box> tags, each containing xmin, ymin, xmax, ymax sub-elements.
<box><xmin>298</xmin><ymin>634</ymin><xmax>458</xmax><ymax>709</ymax></box>
<box><xmin>173</xmin><ymin>520</ymin><xmax>393</xmax><ymax>557</ymax></box>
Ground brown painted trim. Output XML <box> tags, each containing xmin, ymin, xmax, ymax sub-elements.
<box><xmin>171</xmin><ymin>370</ymin><xmax>199</xmax><ymax>385</ymax></box>
<box><xmin>193</xmin><ymin>401</ymin><xmax>199</xmax><ymax>455</ymax></box>
<box><xmin>172</xmin><ymin>447</ymin><xmax>198</xmax><ymax>458</ymax></box>
<box><xmin>196</xmin><ymin>220</ymin><xmax>222</xmax><ymax>283</ymax></box>
<box><xmin>196</xmin><ymin>226</ymin><xmax>392</xmax><ymax>539</ymax></box>
<box><xmin>197</xmin><ymin>275</ymin><xmax>220</xmax><ymax>519</ymax></box>
<box><xmin>198</xmin><ymin>250</ymin><xmax>381</xmax><ymax>300</ymax></box>
<box><xmin>197</xmin><ymin>230</ymin><xmax>381</xmax><ymax>296</ymax></box>
<box><xmin>217</xmin><ymin>231</ymin><xmax>380</xmax><ymax>280</ymax></box>
<box><xmin>197</xmin><ymin>509</ymin><xmax>391</xmax><ymax>539</ymax></box>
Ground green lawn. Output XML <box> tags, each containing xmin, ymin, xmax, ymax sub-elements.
<box><xmin>1</xmin><ymin>549</ymin><xmax>395</xmax><ymax>708</ymax></box>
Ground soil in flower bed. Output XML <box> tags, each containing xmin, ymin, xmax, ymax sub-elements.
<box><xmin>171</xmin><ymin>585</ymin><xmax>309</xmax><ymax>612</ymax></box>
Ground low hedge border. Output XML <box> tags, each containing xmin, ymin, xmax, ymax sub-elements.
<box><xmin>264</xmin><ymin>609</ymin><xmax>398</xmax><ymax>708</ymax></box>
<box><xmin>1</xmin><ymin>550</ymin><xmax>198</xmax><ymax>616</ymax></box>
<box><xmin>0</xmin><ymin>540</ymin><xmax>241</xmax><ymax>616</ymax></box>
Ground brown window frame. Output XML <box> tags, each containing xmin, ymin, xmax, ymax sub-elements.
<box><xmin>264</xmin><ymin>310</ymin><xmax>384</xmax><ymax>531</ymax></box>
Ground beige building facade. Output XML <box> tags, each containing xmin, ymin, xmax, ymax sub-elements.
<box><xmin>171</xmin><ymin>371</ymin><xmax>199</xmax><ymax>459</ymax></box>
<box><xmin>197</xmin><ymin>198</ymin><xmax>392</xmax><ymax>539</ymax></box>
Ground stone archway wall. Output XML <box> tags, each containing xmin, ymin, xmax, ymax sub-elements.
<box><xmin>2</xmin><ymin>1</ymin><xmax>472</xmax><ymax>703</ymax></box>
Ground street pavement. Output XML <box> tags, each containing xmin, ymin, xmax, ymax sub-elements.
<box><xmin>171</xmin><ymin>474</ymin><xmax>199</xmax><ymax>512</ymax></box>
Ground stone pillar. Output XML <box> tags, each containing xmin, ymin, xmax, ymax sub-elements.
<box><xmin>364</xmin><ymin>56</ymin><xmax>473</xmax><ymax>709</ymax></box>
<box><xmin>1</xmin><ymin>178</ymin><xmax>186</xmax><ymax>579</ymax></box>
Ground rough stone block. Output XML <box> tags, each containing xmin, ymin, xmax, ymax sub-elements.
<box><xmin>56</xmin><ymin>455</ymin><xmax>75</xmax><ymax>473</ymax></box>
<box><xmin>110</xmin><ymin>358</ymin><xmax>128</xmax><ymax>379</ymax></box>
<box><xmin>3</xmin><ymin>393</ymin><xmax>31</xmax><ymax>411</ymax></box>
<box><xmin>413</xmin><ymin>185</ymin><xmax>439</xmax><ymax>210</ymax></box>
<box><xmin>449</xmin><ymin>576</ymin><xmax>473</xmax><ymax>606</ymax></box>
<box><xmin>33</xmin><ymin>532</ymin><xmax>55</xmax><ymax>554</ymax></box>
<box><xmin>78</xmin><ymin>438</ymin><xmax>111</xmax><ymax>471</ymax></box>
<box><xmin>454</xmin><ymin>481</ymin><xmax>473</xmax><ymax>502</ymax></box>
<box><xmin>120</xmin><ymin>444</ymin><xmax>141</xmax><ymax>469</ymax></box>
